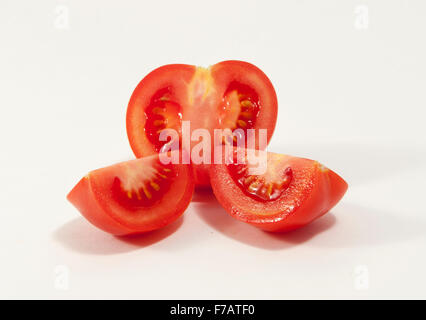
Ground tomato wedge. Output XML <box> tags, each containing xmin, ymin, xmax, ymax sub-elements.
<box><xmin>209</xmin><ymin>148</ymin><xmax>348</xmax><ymax>232</ymax></box>
<box><xmin>67</xmin><ymin>152</ymin><xmax>194</xmax><ymax>235</ymax></box>
<box><xmin>126</xmin><ymin>61</ymin><xmax>278</xmax><ymax>186</ymax></box>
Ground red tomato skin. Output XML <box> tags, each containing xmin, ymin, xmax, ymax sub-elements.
<box><xmin>67</xmin><ymin>160</ymin><xmax>195</xmax><ymax>236</ymax></box>
<box><xmin>210</xmin><ymin>60</ymin><xmax>278</xmax><ymax>148</ymax></box>
<box><xmin>126</xmin><ymin>61</ymin><xmax>278</xmax><ymax>187</ymax></box>
<box><xmin>209</xmin><ymin>154</ymin><xmax>348</xmax><ymax>233</ymax></box>
<box><xmin>126</xmin><ymin>64</ymin><xmax>196</xmax><ymax>159</ymax></box>
<box><xmin>67</xmin><ymin>176</ymin><xmax>135</xmax><ymax>236</ymax></box>
<box><xmin>252</xmin><ymin>167</ymin><xmax>348</xmax><ymax>232</ymax></box>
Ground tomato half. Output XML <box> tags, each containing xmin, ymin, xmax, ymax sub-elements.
<box><xmin>126</xmin><ymin>61</ymin><xmax>278</xmax><ymax>186</ymax></box>
<box><xmin>67</xmin><ymin>152</ymin><xmax>194</xmax><ymax>235</ymax></box>
<box><xmin>209</xmin><ymin>148</ymin><xmax>348</xmax><ymax>232</ymax></box>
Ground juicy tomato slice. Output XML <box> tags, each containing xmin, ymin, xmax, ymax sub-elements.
<box><xmin>126</xmin><ymin>61</ymin><xmax>278</xmax><ymax>187</ymax></box>
<box><xmin>209</xmin><ymin>148</ymin><xmax>348</xmax><ymax>232</ymax></box>
<box><xmin>67</xmin><ymin>152</ymin><xmax>194</xmax><ymax>235</ymax></box>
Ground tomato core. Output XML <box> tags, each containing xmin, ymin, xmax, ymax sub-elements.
<box><xmin>126</xmin><ymin>61</ymin><xmax>279</xmax><ymax>186</ymax></box>
<box><xmin>111</xmin><ymin>161</ymin><xmax>176</xmax><ymax>209</ymax></box>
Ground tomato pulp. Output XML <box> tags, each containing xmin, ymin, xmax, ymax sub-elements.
<box><xmin>126</xmin><ymin>61</ymin><xmax>278</xmax><ymax>186</ymax></box>
<box><xmin>67</xmin><ymin>152</ymin><xmax>194</xmax><ymax>235</ymax></box>
<box><xmin>209</xmin><ymin>148</ymin><xmax>348</xmax><ymax>232</ymax></box>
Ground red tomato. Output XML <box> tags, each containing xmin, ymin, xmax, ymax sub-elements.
<box><xmin>67</xmin><ymin>152</ymin><xmax>194</xmax><ymax>235</ymax></box>
<box><xmin>126</xmin><ymin>61</ymin><xmax>278</xmax><ymax>186</ymax></box>
<box><xmin>209</xmin><ymin>148</ymin><xmax>348</xmax><ymax>232</ymax></box>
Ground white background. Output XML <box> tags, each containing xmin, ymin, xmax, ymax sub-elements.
<box><xmin>1</xmin><ymin>0</ymin><xmax>425</xmax><ymax>299</ymax></box>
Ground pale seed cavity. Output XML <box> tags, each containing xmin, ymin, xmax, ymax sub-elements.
<box><xmin>125</xmin><ymin>166</ymin><xmax>173</xmax><ymax>201</ymax></box>
<box><xmin>236</xmin><ymin>98</ymin><xmax>255</xmax><ymax>130</ymax></box>
<box><xmin>151</xmin><ymin>107</ymin><xmax>164</xmax><ymax>115</ymax></box>
<box><xmin>150</xmin><ymin>181</ymin><xmax>160</xmax><ymax>191</ymax></box>
<box><xmin>153</xmin><ymin>119</ymin><xmax>165</xmax><ymax>127</ymax></box>
<box><xmin>142</xmin><ymin>186</ymin><xmax>152</xmax><ymax>199</ymax></box>
<box><xmin>247</xmin><ymin>180</ymin><xmax>261</xmax><ymax>193</ymax></box>
<box><xmin>233</xmin><ymin>163</ymin><xmax>293</xmax><ymax>201</ymax></box>
<box><xmin>240</xmin><ymin>100</ymin><xmax>253</xmax><ymax>108</ymax></box>
<box><xmin>237</xmin><ymin>167</ymin><xmax>247</xmax><ymax>175</ymax></box>
<box><xmin>146</xmin><ymin>95</ymin><xmax>183</xmax><ymax>152</ymax></box>
<box><xmin>237</xmin><ymin>119</ymin><xmax>247</xmax><ymax>128</ymax></box>
<box><xmin>240</xmin><ymin>175</ymin><xmax>287</xmax><ymax>201</ymax></box>
<box><xmin>157</xmin><ymin>172</ymin><xmax>167</xmax><ymax>179</ymax></box>
<box><xmin>231</xmin><ymin>95</ymin><xmax>258</xmax><ymax>132</ymax></box>
<box><xmin>239</xmin><ymin>111</ymin><xmax>252</xmax><ymax>119</ymax></box>
<box><xmin>244</xmin><ymin>175</ymin><xmax>256</xmax><ymax>186</ymax></box>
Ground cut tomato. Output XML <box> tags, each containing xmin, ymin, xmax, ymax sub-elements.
<box><xmin>209</xmin><ymin>148</ymin><xmax>348</xmax><ymax>232</ymax></box>
<box><xmin>67</xmin><ymin>152</ymin><xmax>194</xmax><ymax>235</ymax></box>
<box><xmin>126</xmin><ymin>61</ymin><xmax>278</xmax><ymax>186</ymax></box>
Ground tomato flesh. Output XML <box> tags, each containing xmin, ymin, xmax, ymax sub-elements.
<box><xmin>126</xmin><ymin>61</ymin><xmax>278</xmax><ymax>186</ymax></box>
<box><xmin>67</xmin><ymin>152</ymin><xmax>194</xmax><ymax>235</ymax></box>
<box><xmin>219</xmin><ymin>81</ymin><xmax>260</xmax><ymax>132</ymax></box>
<box><xmin>210</xmin><ymin>148</ymin><xmax>348</xmax><ymax>232</ymax></box>
<box><xmin>111</xmin><ymin>162</ymin><xmax>176</xmax><ymax>209</ymax></box>
<box><xmin>144</xmin><ymin>87</ymin><xmax>183</xmax><ymax>152</ymax></box>
<box><xmin>228</xmin><ymin>161</ymin><xmax>293</xmax><ymax>202</ymax></box>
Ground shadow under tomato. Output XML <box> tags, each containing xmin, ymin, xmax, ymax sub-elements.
<box><xmin>195</xmin><ymin>196</ymin><xmax>426</xmax><ymax>249</ymax></box>
<box><xmin>307</xmin><ymin>202</ymin><xmax>426</xmax><ymax>248</ymax></box>
<box><xmin>193</xmin><ymin>197</ymin><xmax>337</xmax><ymax>250</ymax></box>
<box><xmin>271</xmin><ymin>141</ymin><xmax>426</xmax><ymax>187</ymax></box>
<box><xmin>192</xmin><ymin>188</ymin><xmax>216</xmax><ymax>203</ymax></box>
<box><xmin>53</xmin><ymin>216</ymin><xmax>184</xmax><ymax>255</ymax></box>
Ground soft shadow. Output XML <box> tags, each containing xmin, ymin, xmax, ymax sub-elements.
<box><xmin>272</xmin><ymin>142</ymin><xmax>426</xmax><ymax>186</ymax></box>
<box><xmin>53</xmin><ymin>216</ymin><xmax>184</xmax><ymax>255</ymax></box>
<box><xmin>194</xmin><ymin>198</ymin><xmax>336</xmax><ymax>250</ymax></box>
<box><xmin>192</xmin><ymin>188</ymin><xmax>216</xmax><ymax>203</ymax></box>
<box><xmin>310</xmin><ymin>202</ymin><xmax>426</xmax><ymax>248</ymax></box>
<box><xmin>196</xmin><ymin>197</ymin><xmax>426</xmax><ymax>249</ymax></box>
